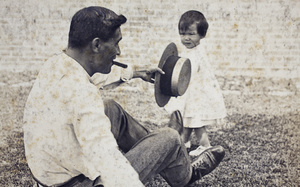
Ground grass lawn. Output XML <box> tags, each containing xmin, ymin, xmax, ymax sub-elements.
<box><xmin>0</xmin><ymin>71</ymin><xmax>299</xmax><ymax>186</ymax></box>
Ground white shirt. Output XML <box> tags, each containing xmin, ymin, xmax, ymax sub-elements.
<box><xmin>23</xmin><ymin>52</ymin><xmax>143</xmax><ymax>186</ymax></box>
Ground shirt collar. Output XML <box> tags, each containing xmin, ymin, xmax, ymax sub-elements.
<box><xmin>61</xmin><ymin>50</ymin><xmax>93</xmax><ymax>83</ymax></box>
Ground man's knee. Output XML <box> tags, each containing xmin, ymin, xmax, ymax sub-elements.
<box><xmin>103</xmin><ymin>99</ymin><xmax>117</xmax><ymax>108</ymax></box>
<box><xmin>103</xmin><ymin>99</ymin><xmax>121</xmax><ymax>116</ymax></box>
<box><xmin>158</xmin><ymin>127</ymin><xmax>182</xmax><ymax>145</ymax></box>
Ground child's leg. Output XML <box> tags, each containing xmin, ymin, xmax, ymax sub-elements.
<box><xmin>182</xmin><ymin>127</ymin><xmax>193</xmax><ymax>143</ymax></box>
<box><xmin>182</xmin><ymin>127</ymin><xmax>193</xmax><ymax>148</ymax></box>
<box><xmin>194</xmin><ymin>126</ymin><xmax>211</xmax><ymax>147</ymax></box>
<box><xmin>189</xmin><ymin>126</ymin><xmax>212</xmax><ymax>157</ymax></box>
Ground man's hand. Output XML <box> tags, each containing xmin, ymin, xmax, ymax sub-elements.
<box><xmin>133</xmin><ymin>67</ymin><xmax>165</xmax><ymax>83</ymax></box>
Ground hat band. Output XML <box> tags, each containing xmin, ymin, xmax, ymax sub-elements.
<box><xmin>160</xmin><ymin>56</ymin><xmax>190</xmax><ymax>97</ymax></box>
<box><xmin>171</xmin><ymin>57</ymin><xmax>189</xmax><ymax>96</ymax></box>
<box><xmin>160</xmin><ymin>56</ymin><xmax>178</xmax><ymax>96</ymax></box>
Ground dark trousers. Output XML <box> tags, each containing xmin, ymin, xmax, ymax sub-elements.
<box><xmin>36</xmin><ymin>100</ymin><xmax>191</xmax><ymax>187</ymax></box>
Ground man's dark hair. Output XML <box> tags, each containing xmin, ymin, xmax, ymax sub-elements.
<box><xmin>68</xmin><ymin>6</ymin><xmax>127</xmax><ymax>49</ymax></box>
<box><xmin>178</xmin><ymin>10</ymin><xmax>209</xmax><ymax>37</ymax></box>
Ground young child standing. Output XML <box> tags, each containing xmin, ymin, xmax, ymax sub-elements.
<box><xmin>166</xmin><ymin>10</ymin><xmax>226</xmax><ymax>157</ymax></box>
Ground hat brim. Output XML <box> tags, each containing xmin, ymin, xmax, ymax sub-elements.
<box><xmin>155</xmin><ymin>42</ymin><xmax>178</xmax><ymax>107</ymax></box>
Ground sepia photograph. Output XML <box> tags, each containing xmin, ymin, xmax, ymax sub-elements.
<box><xmin>0</xmin><ymin>0</ymin><xmax>299</xmax><ymax>186</ymax></box>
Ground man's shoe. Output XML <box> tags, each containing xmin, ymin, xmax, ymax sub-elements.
<box><xmin>168</xmin><ymin>110</ymin><xmax>183</xmax><ymax>135</ymax></box>
<box><xmin>187</xmin><ymin>145</ymin><xmax>225</xmax><ymax>185</ymax></box>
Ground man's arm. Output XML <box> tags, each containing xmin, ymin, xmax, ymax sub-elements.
<box><xmin>95</xmin><ymin>66</ymin><xmax>164</xmax><ymax>90</ymax></box>
<box><xmin>72</xmin><ymin>84</ymin><xmax>144</xmax><ymax>186</ymax></box>
<box><xmin>132</xmin><ymin>67</ymin><xmax>165</xmax><ymax>83</ymax></box>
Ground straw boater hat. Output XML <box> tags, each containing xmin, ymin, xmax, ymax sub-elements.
<box><xmin>154</xmin><ymin>42</ymin><xmax>191</xmax><ymax>107</ymax></box>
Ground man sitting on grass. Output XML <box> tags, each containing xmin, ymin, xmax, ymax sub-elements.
<box><xmin>23</xmin><ymin>6</ymin><xmax>225</xmax><ymax>187</ymax></box>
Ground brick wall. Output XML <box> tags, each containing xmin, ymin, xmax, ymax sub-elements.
<box><xmin>1</xmin><ymin>0</ymin><xmax>300</xmax><ymax>92</ymax></box>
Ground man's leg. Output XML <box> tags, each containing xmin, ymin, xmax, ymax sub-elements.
<box><xmin>125</xmin><ymin>128</ymin><xmax>192</xmax><ymax>187</ymax></box>
<box><xmin>168</xmin><ymin>110</ymin><xmax>184</xmax><ymax>134</ymax></box>
<box><xmin>103</xmin><ymin>99</ymin><xmax>225</xmax><ymax>187</ymax></box>
<box><xmin>103</xmin><ymin>99</ymin><xmax>149</xmax><ymax>152</ymax></box>
<box><xmin>104</xmin><ymin>99</ymin><xmax>192</xmax><ymax>186</ymax></box>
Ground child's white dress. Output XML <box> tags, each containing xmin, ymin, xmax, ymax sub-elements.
<box><xmin>165</xmin><ymin>42</ymin><xmax>226</xmax><ymax>128</ymax></box>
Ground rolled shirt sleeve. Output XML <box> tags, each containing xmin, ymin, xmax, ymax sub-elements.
<box><xmin>91</xmin><ymin>64</ymin><xmax>134</xmax><ymax>89</ymax></box>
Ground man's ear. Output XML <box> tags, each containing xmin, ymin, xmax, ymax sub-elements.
<box><xmin>91</xmin><ymin>38</ymin><xmax>102</xmax><ymax>53</ymax></box>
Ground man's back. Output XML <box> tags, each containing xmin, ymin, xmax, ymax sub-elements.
<box><xmin>23</xmin><ymin>53</ymin><xmax>112</xmax><ymax>185</ymax></box>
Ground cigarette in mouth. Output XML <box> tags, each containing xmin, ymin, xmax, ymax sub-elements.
<box><xmin>112</xmin><ymin>61</ymin><xmax>128</xmax><ymax>68</ymax></box>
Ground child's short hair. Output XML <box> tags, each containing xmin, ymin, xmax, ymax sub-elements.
<box><xmin>178</xmin><ymin>10</ymin><xmax>209</xmax><ymax>37</ymax></box>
